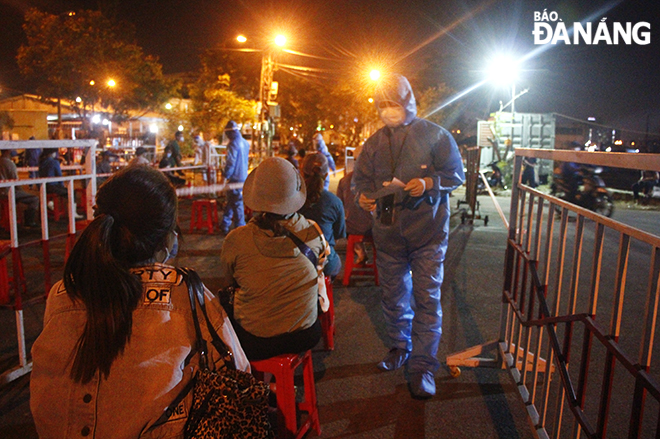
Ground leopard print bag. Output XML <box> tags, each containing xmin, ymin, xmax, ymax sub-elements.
<box><xmin>180</xmin><ymin>268</ymin><xmax>274</xmax><ymax>439</ymax></box>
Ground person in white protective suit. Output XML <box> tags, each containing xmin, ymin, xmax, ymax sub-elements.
<box><xmin>353</xmin><ymin>74</ymin><xmax>465</xmax><ymax>398</ymax></box>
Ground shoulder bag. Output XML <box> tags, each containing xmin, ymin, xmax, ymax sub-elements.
<box><xmin>158</xmin><ymin>267</ymin><xmax>274</xmax><ymax>439</ymax></box>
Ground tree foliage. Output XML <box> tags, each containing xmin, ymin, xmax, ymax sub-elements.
<box><xmin>188</xmin><ymin>69</ymin><xmax>257</xmax><ymax>142</ymax></box>
<box><xmin>319</xmin><ymin>81</ymin><xmax>380</xmax><ymax>148</ymax></box>
<box><xmin>17</xmin><ymin>8</ymin><xmax>176</xmax><ymax>120</ymax></box>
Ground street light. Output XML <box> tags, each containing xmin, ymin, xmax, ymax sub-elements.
<box><xmin>369</xmin><ymin>70</ymin><xmax>381</xmax><ymax>81</ymax></box>
<box><xmin>259</xmin><ymin>34</ymin><xmax>287</xmax><ymax>160</ymax></box>
<box><xmin>231</xmin><ymin>33</ymin><xmax>287</xmax><ymax>160</ymax></box>
<box><xmin>486</xmin><ymin>55</ymin><xmax>519</xmax><ymax>112</ymax></box>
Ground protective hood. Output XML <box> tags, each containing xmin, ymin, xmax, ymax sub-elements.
<box><xmin>374</xmin><ymin>74</ymin><xmax>417</xmax><ymax>126</ymax></box>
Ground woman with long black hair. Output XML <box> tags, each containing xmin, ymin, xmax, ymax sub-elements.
<box><xmin>30</xmin><ymin>165</ymin><xmax>248</xmax><ymax>438</ymax></box>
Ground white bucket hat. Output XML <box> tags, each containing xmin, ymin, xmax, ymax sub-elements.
<box><xmin>243</xmin><ymin>157</ymin><xmax>307</xmax><ymax>215</ymax></box>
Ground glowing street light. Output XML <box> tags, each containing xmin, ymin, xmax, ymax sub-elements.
<box><xmin>485</xmin><ymin>54</ymin><xmax>526</xmax><ymax>114</ymax></box>
<box><xmin>236</xmin><ymin>35</ymin><xmax>247</xmax><ymax>43</ymax></box>
<box><xmin>486</xmin><ymin>55</ymin><xmax>518</xmax><ymax>86</ymax></box>
<box><xmin>274</xmin><ymin>35</ymin><xmax>287</xmax><ymax>47</ymax></box>
<box><xmin>107</xmin><ymin>79</ymin><xmax>116</xmax><ymax>88</ymax></box>
<box><xmin>369</xmin><ymin>69</ymin><xmax>381</xmax><ymax>81</ymax></box>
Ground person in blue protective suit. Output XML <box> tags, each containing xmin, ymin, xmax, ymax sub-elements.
<box><xmin>313</xmin><ymin>133</ymin><xmax>336</xmax><ymax>190</ymax></box>
<box><xmin>353</xmin><ymin>74</ymin><xmax>465</xmax><ymax>399</ymax></box>
<box><xmin>220</xmin><ymin>120</ymin><xmax>250</xmax><ymax>234</ymax></box>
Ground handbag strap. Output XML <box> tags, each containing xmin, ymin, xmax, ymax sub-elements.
<box><xmin>283</xmin><ymin>228</ymin><xmax>318</xmax><ymax>267</ymax></box>
<box><xmin>283</xmin><ymin>220</ymin><xmax>329</xmax><ymax>270</ymax></box>
<box><xmin>148</xmin><ymin>267</ymin><xmax>218</xmax><ymax>432</ymax></box>
<box><xmin>180</xmin><ymin>267</ymin><xmax>236</xmax><ymax>371</ymax></box>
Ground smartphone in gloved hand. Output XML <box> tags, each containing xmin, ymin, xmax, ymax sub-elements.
<box><xmin>380</xmin><ymin>194</ymin><xmax>395</xmax><ymax>226</ymax></box>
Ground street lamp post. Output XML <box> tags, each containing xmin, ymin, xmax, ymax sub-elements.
<box><xmin>237</xmin><ymin>34</ymin><xmax>286</xmax><ymax>163</ymax></box>
<box><xmin>259</xmin><ymin>49</ymin><xmax>275</xmax><ymax>161</ymax></box>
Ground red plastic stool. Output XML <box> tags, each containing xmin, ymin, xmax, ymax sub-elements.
<box><xmin>74</xmin><ymin>188</ymin><xmax>87</xmax><ymax>214</ymax></box>
<box><xmin>319</xmin><ymin>276</ymin><xmax>335</xmax><ymax>351</ymax></box>
<box><xmin>190</xmin><ymin>199</ymin><xmax>218</xmax><ymax>234</ymax></box>
<box><xmin>250</xmin><ymin>350</ymin><xmax>321</xmax><ymax>439</ymax></box>
<box><xmin>0</xmin><ymin>242</ymin><xmax>11</xmax><ymax>305</ymax></box>
<box><xmin>0</xmin><ymin>241</ymin><xmax>26</xmax><ymax>305</ymax></box>
<box><xmin>47</xmin><ymin>193</ymin><xmax>65</xmax><ymax>222</ymax></box>
<box><xmin>0</xmin><ymin>199</ymin><xmax>24</xmax><ymax>230</ymax></box>
<box><xmin>342</xmin><ymin>234</ymin><xmax>379</xmax><ymax>286</ymax></box>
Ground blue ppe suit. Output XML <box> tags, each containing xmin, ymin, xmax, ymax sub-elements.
<box><xmin>315</xmin><ymin>137</ymin><xmax>336</xmax><ymax>190</ymax></box>
<box><xmin>353</xmin><ymin>75</ymin><xmax>465</xmax><ymax>374</ymax></box>
<box><xmin>221</xmin><ymin>130</ymin><xmax>250</xmax><ymax>233</ymax></box>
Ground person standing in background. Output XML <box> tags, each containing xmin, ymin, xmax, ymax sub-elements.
<box><xmin>313</xmin><ymin>133</ymin><xmax>336</xmax><ymax>190</ymax></box>
<box><xmin>220</xmin><ymin>121</ymin><xmax>249</xmax><ymax>235</ymax></box>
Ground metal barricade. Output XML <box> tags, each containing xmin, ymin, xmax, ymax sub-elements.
<box><xmin>0</xmin><ymin>139</ymin><xmax>98</xmax><ymax>385</ymax></box>
<box><xmin>447</xmin><ymin>148</ymin><xmax>660</xmax><ymax>438</ymax></box>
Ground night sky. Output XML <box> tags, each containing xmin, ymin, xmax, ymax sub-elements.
<box><xmin>1</xmin><ymin>0</ymin><xmax>659</xmax><ymax>137</ymax></box>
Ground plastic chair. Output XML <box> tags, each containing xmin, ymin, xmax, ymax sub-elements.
<box><xmin>190</xmin><ymin>199</ymin><xmax>218</xmax><ymax>234</ymax></box>
<box><xmin>342</xmin><ymin>234</ymin><xmax>379</xmax><ymax>286</ymax></box>
<box><xmin>319</xmin><ymin>275</ymin><xmax>335</xmax><ymax>351</ymax></box>
<box><xmin>250</xmin><ymin>350</ymin><xmax>321</xmax><ymax>439</ymax></box>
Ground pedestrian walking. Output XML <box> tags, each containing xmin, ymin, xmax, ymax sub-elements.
<box><xmin>353</xmin><ymin>74</ymin><xmax>465</xmax><ymax>398</ymax></box>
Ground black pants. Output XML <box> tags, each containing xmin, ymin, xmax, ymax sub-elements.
<box><xmin>230</xmin><ymin>315</ymin><xmax>322</xmax><ymax>361</ymax></box>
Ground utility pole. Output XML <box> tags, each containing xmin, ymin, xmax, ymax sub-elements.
<box><xmin>259</xmin><ymin>50</ymin><xmax>275</xmax><ymax>163</ymax></box>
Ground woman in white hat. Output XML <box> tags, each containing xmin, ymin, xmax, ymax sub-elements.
<box><xmin>217</xmin><ymin>157</ymin><xmax>326</xmax><ymax>360</ymax></box>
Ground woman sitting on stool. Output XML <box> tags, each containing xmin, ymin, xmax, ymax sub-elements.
<box><xmin>218</xmin><ymin>157</ymin><xmax>327</xmax><ymax>361</ymax></box>
<box><xmin>30</xmin><ymin>166</ymin><xmax>249</xmax><ymax>438</ymax></box>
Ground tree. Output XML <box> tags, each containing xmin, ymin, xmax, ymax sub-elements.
<box><xmin>277</xmin><ymin>74</ymin><xmax>325</xmax><ymax>148</ymax></box>
<box><xmin>188</xmin><ymin>71</ymin><xmax>257</xmax><ymax>142</ymax></box>
<box><xmin>319</xmin><ymin>81</ymin><xmax>380</xmax><ymax>148</ymax></box>
<box><xmin>416</xmin><ymin>83</ymin><xmax>456</xmax><ymax>128</ymax></box>
<box><xmin>198</xmin><ymin>48</ymin><xmax>261</xmax><ymax>100</ymax></box>
<box><xmin>17</xmin><ymin>8</ymin><xmax>176</xmax><ymax>130</ymax></box>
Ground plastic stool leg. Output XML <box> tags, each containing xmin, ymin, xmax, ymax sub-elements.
<box><xmin>206</xmin><ymin>203</ymin><xmax>214</xmax><ymax>234</ymax></box>
<box><xmin>343</xmin><ymin>236</ymin><xmax>356</xmax><ymax>286</ymax></box>
<box><xmin>189</xmin><ymin>203</ymin><xmax>196</xmax><ymax>233</ymax></box>
<box><xmin>0</xmin><ymin>257</ymin><xmax>9</xmax><ymax>305</ymax></box>
<box><xmin>301</xmin><ymin>353</ymin><xmax>321</xmax><ymax>435</ymax></box>
<box><xmin>276</xmin><ymin>362</ymin><xmax>298</xmax><ymax>439</ymax></box>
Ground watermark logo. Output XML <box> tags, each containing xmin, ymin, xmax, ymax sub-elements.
<box><xmin>533</xmin><ymin>10</ymin><xmax>651</xmax><ymax>45</ymax></box>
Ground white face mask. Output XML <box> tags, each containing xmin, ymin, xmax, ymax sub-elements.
<box><xmin>379</xmin><ymin>106</ymin><xmax>406</xmax><ymax>127</ymax></box>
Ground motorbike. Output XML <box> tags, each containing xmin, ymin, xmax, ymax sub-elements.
<box><xmin>477</xmin><ymin>161</ymin><xmax>506</xmax><ymax>193</ymax></box>
<box><xmin>550</xmin><ymin>165</ymin><xmax>614</xmax><ymax>217</ymax></box>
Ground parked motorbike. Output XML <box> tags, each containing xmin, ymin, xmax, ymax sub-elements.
<box><xmin>477</xmin><ymin>161</ymin><xmax>506</xmax><ymax>193</ymax></box>
<box><xmin>551</xmin><ymin>165</ymin><xmax>614</xmax><ymax>217</ymax></box>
